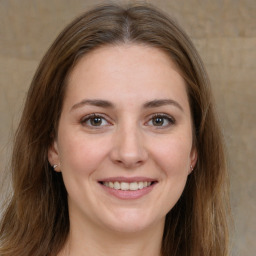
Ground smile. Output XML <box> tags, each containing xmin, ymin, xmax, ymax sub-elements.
<box><xmin>98</xmin><ymin>178</ymin><xmax>157</xmax><ymax>199</ymax></box>
<box><xmin>102</xmin><ymin>181</ymin><xmax>152</xmax><ymax>191</ymax></box>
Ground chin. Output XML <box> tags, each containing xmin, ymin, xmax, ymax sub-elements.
<box><xmin>99</xmin><ymin>208</ymin><xmax>163</xmax><ymax>234</ymax></box>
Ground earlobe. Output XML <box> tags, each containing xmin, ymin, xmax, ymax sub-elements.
<box><xmin>48</xmin><ymin>140</ymin><xmax>61</xmax><ymax>172</ymax></box>
<box><xmin>189</xmin><ymin>148</ymin><xmax>198</xmax><ymax>174</ymax></box>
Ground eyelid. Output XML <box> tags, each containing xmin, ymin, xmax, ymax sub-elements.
<box><xmin>79</xmin><ymin>112</ymin><xmax>175</xmax><ymax>129</ymax></box>
<box><xmin>80</xmin><ymin>113</ymin><xmax>112</xmax><ymax>127</ymax></box>
<box><xmin>145</xmin><ymin>113</ymin><xmax>176</xmax><ymax>127</ymax></box>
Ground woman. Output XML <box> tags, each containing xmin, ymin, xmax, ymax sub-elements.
<box><xmin>0</xmin><ymin>3</ymin><xmax>230</xmax><ymax>256</ymax></box>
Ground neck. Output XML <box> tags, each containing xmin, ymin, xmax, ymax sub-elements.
<box><xmin>59</xmin><ymin>215</ymin><xmax>164</xmax><ymax>256</ymax></box>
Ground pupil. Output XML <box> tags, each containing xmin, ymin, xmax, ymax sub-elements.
<box><xmin>153</xmin><ymin>117</ymin><xmax>163</xmax><ymax>126</ymax></box>
<box><xmin>91</xmin><ymin>117</ymin><xmax>102</xmax><ymax>126</ymax></box>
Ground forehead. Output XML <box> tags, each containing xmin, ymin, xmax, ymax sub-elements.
<box><xmin>64</xmin><ymin>43</ymin><xmax>189</xmax><ymax>109</ymax></box>
<box><xmin>68</xmin><ymin>43</ymin><xmax>182</xmax><ymax>82</ymax></box>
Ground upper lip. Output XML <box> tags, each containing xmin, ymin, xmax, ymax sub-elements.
<box><xmin>99</xmin><ymin>176</ymin><xmax>157</xmax><ymax>183</ymax></box>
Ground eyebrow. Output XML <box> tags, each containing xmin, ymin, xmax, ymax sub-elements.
<box><xmin>143</xmin><ymin>99</ymin><xmax>184</xmax><ymax>112</ymax></box>
<box><xmin>70</xmin><ymin>98</ymin><xmax>184</xmax><ymax>112</ymax></box>
<box><xmin>70</xmin><ymin>99</ymin><xmax>114</xmax><ymax>111</ymax></box>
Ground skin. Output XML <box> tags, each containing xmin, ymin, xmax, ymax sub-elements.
<box><xmin>48</xmin><ymin>44</ymin><xmax>197</xmax><ymax>256</ymax></box>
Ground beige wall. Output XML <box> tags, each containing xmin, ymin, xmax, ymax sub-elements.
<box><xmin>0</xmin><ymin>0</ymin><xmax>255</xmax><ymax>255</ymax></box>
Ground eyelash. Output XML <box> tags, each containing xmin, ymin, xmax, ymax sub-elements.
<box><xmin>80</xmin><ymin>113</ymin><xmax>176</xmax><ymax>128</ymax></box>
<box><xmin>80</xmin><ymin>113</ymin><xmax>111</xmax><ymax>128</ymax></box>
<box><xmin>146</xmin><ymin>113</ymin><xmax>176</xmax><ymax>128</ymax></box>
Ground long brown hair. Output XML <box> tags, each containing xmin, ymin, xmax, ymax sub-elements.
<box><xmin>0</xmin><ymin>3</ymin><xmax>230</xmax><ymax>256</ymax></box>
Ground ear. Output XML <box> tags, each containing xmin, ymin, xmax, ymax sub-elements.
<box><xmin>48</xmin><ymin>140</ymin><xmax>61</xmax><ymax>172</ymax></box>
<box><xmin>189</xmin><ymin>147</ymin><xmax>198</xmax><ymax>174</ymax></box>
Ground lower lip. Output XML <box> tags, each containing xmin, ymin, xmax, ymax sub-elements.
<box><xmin>100</xmin><ymin>183</ymin><xmax>156</xmax><ymax>200</ymax></box>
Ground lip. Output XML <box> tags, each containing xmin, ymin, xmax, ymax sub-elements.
<box><xmin>99</xmin><ymin>176</ymin><xmax>157</xmax><ymax>183</ymax></box>
<box><xmin>98</xmin><ymin>176</ymin><xmax>158</xmax><ymax>200</ymax></box>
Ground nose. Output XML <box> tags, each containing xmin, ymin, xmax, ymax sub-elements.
<box><xmin>109</xmin><ymin>124</ymin><xmax>148</xmax><ymax>169</ymax></box>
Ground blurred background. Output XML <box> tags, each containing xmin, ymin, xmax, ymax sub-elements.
<box><xmin>0</xmin><ymin>0</ymin><xmax>255</xmax><ymax>255</ymax></box>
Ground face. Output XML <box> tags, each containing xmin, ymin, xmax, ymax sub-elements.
<box><xmin>48</xmin><ymin>44</ymin><xmax>197</xmax><ymax>234</ymax></box>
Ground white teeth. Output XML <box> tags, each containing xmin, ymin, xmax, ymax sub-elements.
<box><xmin>102</xmin><ymin>181</ymin><xmax>152</xmax><ymax>191</ymax></box>
<box><xmin>130</xmin><ymin>182</ymin><xmax>139</xmax><ymax>190</ymax></box>
<box><xmin>121</xmin><ymin>182</ymin><xmax>129</xmax><ymax>190</ymax></box>
<box><xmin>138</xmin><ymin>182</ymin><xmax>144</xmax><ymax>189</ymax></box>
<box><xmin>114</xmin><ymin>181</ymin><xmax>120</xmax><ymax>190</ymax></box>
<box><xmin>109</xmin><ymin>181</ymin><xmax>114</xmax><ymax>188</ymax></box>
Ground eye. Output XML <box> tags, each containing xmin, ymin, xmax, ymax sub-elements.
<box><xmin>81</xmin><ymin>114</ymin><xmax>110</xmax><ymax>127</ymax></box>
<box><xmin>146</xmin><ymin>114</ymin><xmax>175</xmax><ymax>127</ymax></box>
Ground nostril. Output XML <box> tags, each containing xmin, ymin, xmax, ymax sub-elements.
<box><xmin>113</xmin><ymin>158</ymin><xmax>145</xmax><ymax>169</ymax></box>
<box><xmin>109</xmin><ymin>136</ymin><xmax>148</xmax><ymax>167</ymax></box>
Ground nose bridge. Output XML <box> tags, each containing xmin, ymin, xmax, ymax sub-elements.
<box><xmin>110</xmin><ymin>118</ymin><xmax>147</xmax><ymax>168</ymax></box>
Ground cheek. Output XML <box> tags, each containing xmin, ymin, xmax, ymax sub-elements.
<box><xmin>58</xmin><ymin>132</ymin><xmax>110</xmax><ymax>177</ymax></box>
<box><xmin>152</xmin><ymin>137</ymin><xmax>192</xmax><ymax>212</ymax></box>
<box><xmin>152</xmin><ymin>136</ymin><xmax>192</xmax><ymax>177</ymax></box>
